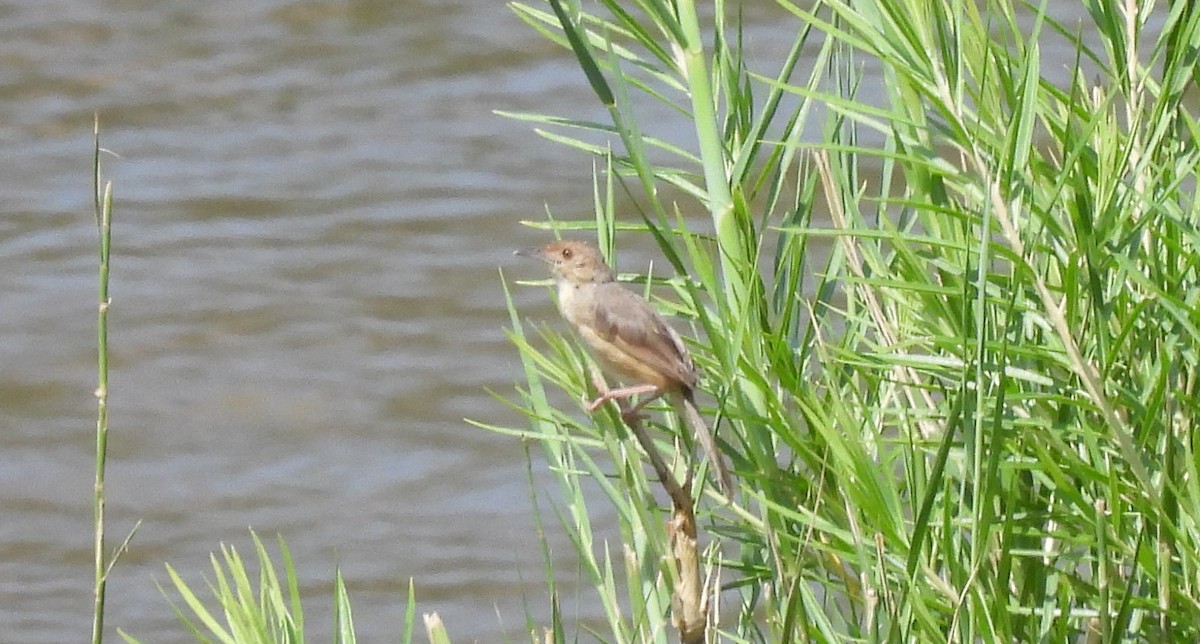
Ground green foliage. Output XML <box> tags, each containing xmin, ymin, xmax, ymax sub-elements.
<box><xmin>498</xmin><ymin>0</ymin><xmax>1200</xmax><ymax>641</ymax></box>
<box><xmin>92</xmin><ymin>116</ymin><xmax>115</xmax><ymax>644</ymax></box>
<box><xmin>121</xmin><ymin>532</ymin><xmax>379</xmax><ymax>644</ymax></box>
<box><xmin>92</xmin><ymin>118</ymin><xmax>142</xmax><ymax>644</ymax></box>
<box><xmin>131</xmin><ymin>533</ymin><xmax>451</xmax><ymax>643</ymax></box>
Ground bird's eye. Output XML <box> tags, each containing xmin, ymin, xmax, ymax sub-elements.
<box><xmin>561</xmin><ymin>248</ymin><xmax>573</xmax><ymax>259</ymax></box>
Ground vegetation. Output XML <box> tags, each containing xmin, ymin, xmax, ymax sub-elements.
<box><xmin>118</xmin><ymin>532</ymin><xmax>374</xmax><ymax>644</ymax></box>
<box><xmin>492</xmin><ymin>0</ymin><xmax>1200</xmax><ymax>641</ymax></box>
<box><xmin>92</xmin><ymin>115</ymin><xmax>115</xmax><ymax>644</ymax></box>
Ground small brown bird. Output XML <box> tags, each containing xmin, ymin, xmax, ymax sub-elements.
<box><xmin>517</xmin><ymin>239</ymin><xmax>733</xmax><ymax>495</ymax></box>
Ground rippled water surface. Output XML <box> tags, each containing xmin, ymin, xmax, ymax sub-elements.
<box><xmin>0</xmin><ymin>1</ymin><xmax>1096</xmax><ymax>640</ymax></box>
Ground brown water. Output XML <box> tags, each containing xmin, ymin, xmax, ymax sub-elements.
<box><xmin>0</xmin><ymin>1</ymin><xmax>1101</xmax><ymax>641</ymax></box>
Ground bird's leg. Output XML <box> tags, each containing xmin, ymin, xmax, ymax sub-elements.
<box><xmin>586</xmin><ymin>384</ymin><xmax>662</xmax><ymax>411</ymax></box>
<box><xmin>585</xmin><ymin>365</ymin><xmax>663</xmax><ymax>420</ymax></box>
<box><xmin>590</xmin><ymin>381</ymin><xmax>667</xmax><ymax>407</ymax></box>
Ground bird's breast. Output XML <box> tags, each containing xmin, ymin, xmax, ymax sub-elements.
<box><xmin>556</xmin><ymin>280</ymin><xmax>590</xmax><ymax>327</ymax></box>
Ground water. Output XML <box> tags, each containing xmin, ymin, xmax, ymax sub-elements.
<box><xmin>0</xmin><ymin>1</ymin><xmax>1100</xmax><ymax>641</ymax></box>
<box><xmin>2</xmin><ymin>2</ymin><xmax>605</xmax><ymax>639</ymax></box>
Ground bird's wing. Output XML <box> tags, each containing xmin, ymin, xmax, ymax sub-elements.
<box><xmin>589</xmin><ymin>283</ymin><xmax>698</xmax><ymax>387</ymax></box>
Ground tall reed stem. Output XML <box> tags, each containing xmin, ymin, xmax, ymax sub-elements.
<box><xmin>91</xmin><ymin>116</ymin><xmax>113</xmax><ymax>644</ymax></box>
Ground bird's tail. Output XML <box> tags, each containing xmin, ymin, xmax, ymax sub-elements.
<box><xmin>676</xmin><ymin>390</ymin><xmax>734</xmax><ymax>497</ymax></box>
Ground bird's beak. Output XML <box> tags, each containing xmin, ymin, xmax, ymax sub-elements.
<box><xmin>514</xmin><ymin>247</ymin><xmax>546</xmax><ymax>262</ymax></box>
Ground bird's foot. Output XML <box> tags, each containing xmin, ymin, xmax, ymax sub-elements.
<box><xmin>618</xmin><ymin>403</ymin><xmax>648</xmax><ymax>426</ymax></box>
<box><xmin>583</xmin><ymin>394</ymin><xmax>607</xmax><ymax>412</ymax></box>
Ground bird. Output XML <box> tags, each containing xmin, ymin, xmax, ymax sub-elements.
<box><xmin>517</xmin><ymin>239</ymin><xmax>733</xmax><ymax>496</ymax></box>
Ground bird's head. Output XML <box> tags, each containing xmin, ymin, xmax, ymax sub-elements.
<box><xmin>516</xmin><ymin>240</ymin><xmax>616</xmax><ymax>285</ymax></box>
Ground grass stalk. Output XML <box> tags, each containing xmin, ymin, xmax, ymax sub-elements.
<box><xmin>91</xmin><ymin>115</ymin><xmax>114</xmax><ymax>644</ymax></box>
